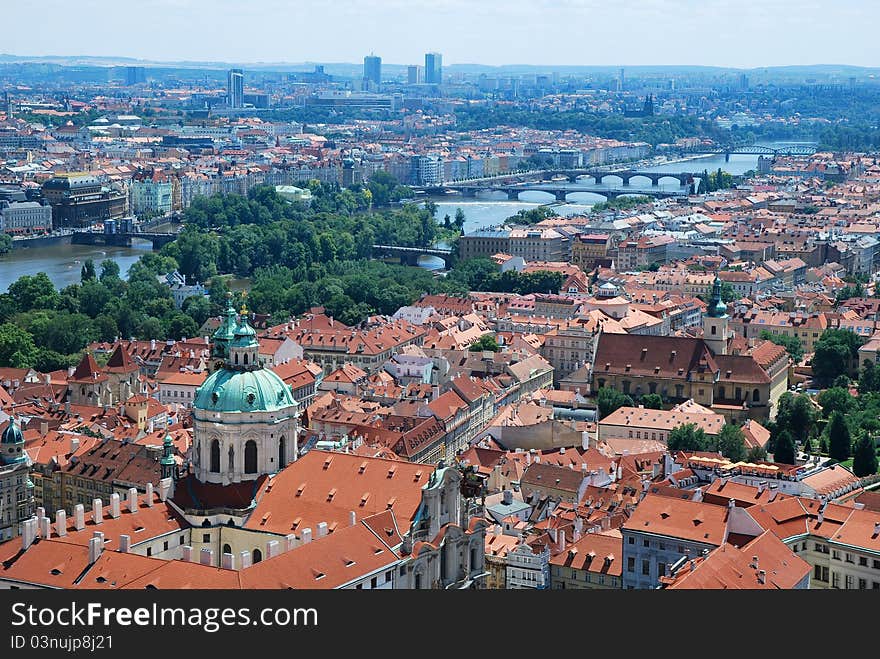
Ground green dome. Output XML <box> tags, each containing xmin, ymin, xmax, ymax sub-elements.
<box><xmin>194</xmin><ymin>367</ymin><xmax>296</xmax><ymax>413</ymax></box>
<box><xmin>2</xmin><ymin>419</ymin><xmax>23</xmax><ymax>445</ymax></box>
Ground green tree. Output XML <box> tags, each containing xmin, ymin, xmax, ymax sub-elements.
<box><xmin>0</xmin><ymin>234</ymin><xmax>12</xmax><ymax>255</ymax></box>
<box><xmin>811</xmin><ymin>328</ymin><xmax>863</xmax><ymax>386</ymax></box>
<box><xmin>817</xmin><ymin>387</ymin><xmax>854</xmax><ymax>418</ymax></box>
<box><xmin>640</xmin><ymin>393</ymin><xmax>663</xmax><ymax>409</ymax></box>
<box><xmin>182</xmin><ymin>295</ymin><xmax>213</xmax><ymax>328</ymax></box>
<box><xmin>8</xmin><ymin>273</ymin><xmax>59</xmax><ymax>311</ymax></box>
<box><xmin>852</xmin><ymin>436</ymin><xmax>878</xmax><ymax>477</ymax></box>
<box><xmin>468</xmin><ymin>334</ymin><xmax>500</xmax><ymax>352</ymax></box>
<box><xmin>0</xmin><ymin>323</ymin><xmax>37</xmax><ymax>367</ymax></box>
<box><xmin>827</xmin><ymin>411</ymin><xmax>851</xmax><ymax>462</ymax></box>
<box><xmin>717</xmin><ymin>424</ymin><xmax>748</xmax><ymax>462</ymax></box>
<box><xmin>667</xmin><ymin>423</ymin><xmax>709</xmax><ymax>452</ymax></box>
<box><xmin>454</xmin><ymin>208</ymin><xmax>466</xmax><ymax>231</ymax></box>
<box><xmin>773</xmin><ymin>429</ymin><xmax>797</xmax><ymax>465</ymax></box>
<box><xmin>858</xmin><ymin>360</ymin><xmax>878</xmax><ymax>394</ymax></box>
<box><xmin>746</xmin><ymin>446</ymin><xmax>768</xmax><ymax>462</ymax></box>
<box><xmin>596</xmin><ymin>387</ymin><xmax>634</xmax><ymax>420</ymax></box>
<box><xmin>80</xmin><ymin>259</ymin><xmax>97</xmax><ymax>282</ymax></box>
<box><xmin>99</xmin><ymin>259</ymin><xmax>121</xmax><ymax>282</ymax></box>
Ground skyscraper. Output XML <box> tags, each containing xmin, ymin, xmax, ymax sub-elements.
<box><xmin>407</xmin><ymin>65</ymin><xmax>420</xmax><ymax>85</ymax></box>
<box><xmin>227</xmin><ymin>68</ymin><xmax>244</xmax><ymax>108</ymax></box>
<box><xmin>425</xmin><ymin>52</ymin><xmax>442</xmax><ymax>85</ymax></box>
<box><xmin>125</xmin><ymin>66</ymin><xmax>146</xmax><ymax>86</ymax></box>
<box><xmin>363</xmin><ymin>54</ymin><xmax>381</xmax><ymax>86</ymax></box>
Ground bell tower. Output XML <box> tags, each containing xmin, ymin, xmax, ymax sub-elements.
<box><xmin>703</xmin><ymin>276</ymin><xmax>729</xmax><ymax>355</ymax></box>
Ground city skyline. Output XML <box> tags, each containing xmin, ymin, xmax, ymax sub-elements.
<box><xmin>1</xmin><ymin>0</ymin><xmax>878</xmax><ymax>69</ymax></box>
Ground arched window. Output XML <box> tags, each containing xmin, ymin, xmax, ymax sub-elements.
<box><xmin>234</xmin><ymin>353</ymin><xmax>239</xmax><ymax>364</ymax></box>
<box><xmin>753</xmin><ymin>388</ymin><xmax>760</xmax><ymax>402</ymax></box>
<box><xmin>252</xmin><ymin>548</ymin><xmax>262</xmax><ymax>564</ymax></box>
<box><xmin>243</xmin><ymin>353</ymin><xmax>249</xmax><ymax>365</ymax></box>
<box><xmin>244</xmin><ymin>440</ymin><xmax>258</xmax><ymax>474</ymax></box>
<box><xmin>210</xmin><ymin>439</ymin><xmax>220</xmax><ymax>473</ymax></box>
<box><xmin>228</xmin><ymin>445</ymin><xmax>234</xmax><ymax>475</ymax></box>
<box><xmin>222</xmin><ymin>543</ymin><xmax>231</xmax><ymax>556</ymax></box>
<box><xmin>278</xmin><ymin>436</ymin><xmax>286</xmax><ymax>468</ymax></box>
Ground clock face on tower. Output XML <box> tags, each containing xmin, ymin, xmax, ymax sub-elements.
<box><xmin>214</xmin><ymin>360</ymin><xmax>225</xmax><ymax>372</ymax></box>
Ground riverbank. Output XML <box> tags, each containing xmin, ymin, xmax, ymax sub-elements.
<box><xmin>11</xmin><ymin>232</ymin><xmax>73</xmax><ymax>250</ymax></box>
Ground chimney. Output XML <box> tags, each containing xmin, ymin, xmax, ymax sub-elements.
<box><xmin>39</xmin><ymin>421</ymin><xmax>48</xmax><ymax>437</ymax></box>
<box><xmin>151</xmin><ymin>339</ymin><xmax>156</xmax><ymax>351</ymax></box>
<box><xmin>36</xmin><ymin>506</ymin><xmax>45</xmax><ymax>523</ymax></box>
<box><xmin>21</xmin><ymin>517</ymin><xmax>37</xmax><ymax>551</ymax></box>
<box><xmin>127</xmin><ymin>487</ymin><xmax>138</xmax><ymax>513</ymax></box>
<box><xmin>239</xmin><ymin>550</ymin><xmax>252</xmax><ymax>569</ymax></box>
<box><xmin>55</xmin><ymin>510</ymin><xmax>67</xmax><ymax>537</ymax></box>
<box><xmin>549</xmin><ymin>527</ymin><xmax>558</xmax><ymax>544</ymax></box>
<box><xmin>109</xmin><ymin>493</ymin><xmax>121</xmax><ymax>518</ymax></box>
<box><xmin>181</xmin><ymin>546</ymin><xmax>193</xmax><ymax>562</ymax></box>
<box><xmin>70</xmin><ymin>437</ymin><xmax>80</xmax><ymax>454</ymax></box>
<box><xmin>757</xmin><ymin>569</ymin><xmax>766</xmax><ymax>585</ymax></box>
<box><xmin>93</xmin><ymin>498</ymin><xmax>103</xmax><ymax>525</ymax></box>
<box><xmin>221</xmin><ymin>553</ymin><xmax>235</xmax><ymax>570</ymax></box>
<box><xmin>349</xmin><ymin>511</ymin><xmax>357</xmax><ymax>527</ymax></box>
<box><xmin>65</xmin><ymin>400</ymin><xmax>70</xmax><ymax>415</ymax></box>
<box><xmin>266</xmin><ymin>540</ymin><xmax>281</xmax><ymax>559</ymax></box>
<box><xmin>74</xmin><ymin>504</ymin><xmax>85</xmax><ymax>531</ymax></box>
<box><xmin>158</xmin><ymin>478</ymin><xmax>171</xmax><ymax>502</ymax></box>
<box><xmin>873</xmin><ymin>522</ymin><xmax>880</xmax><ymax>537</ymax></box>
<box><xmin>38</xmin><ymin>516</ymin><xmax>50</xmax><ymax>539</ymax></box>
<box><xmin>199</xmin><ymin>548</ymin><xmax>213</xmax><ymax>566</ymax></box>
<box><xmin>727</xmin><ymin>497</ymin><xmax>735</xmax><ymax>510</ymax></box>
<box><xmin>316</xmin><ymin>521</ymin><xmax>328</xmax><ymax>538</ymax></box>
<box><xmin>88</xmin><ymin>536</ymin><xmax>103</xmax><ymax>564</ymax></box>
<box><xmin>285</xmin><ymin>533</ymin><xmax>297</xmax><ymax>552</ymax></box>
<box><xmin>300</xmin><ymin>528</ymin><xmax>313</xmax><ymax>544</ymax></box>
<box><xmin>750</xmin><ymin>555</ymin><xmax>759</xmax><ymax>569</ymax></box>
<box><xmin>702</xmin><ymin>548</ymin><xmax>710</xmax><ymax>558</ymax></box>
<box><xmin>119</xmin><ymin>535</ymin><xmax>131</xmax><ymax>553</ymax></box>
<box><xmin>146</xmin><ymin>483</ymin><xmax>154</xmax><ymax>507</ymax></box>
<box><xmin>558</xmin><ymin>528</ymin><xmax>566</xmax><ymax>553</ymax></box>
<box><xmin>503</xmin><ymin>489</ymin><xmax>513</xmax><ymax>505</ymax></box>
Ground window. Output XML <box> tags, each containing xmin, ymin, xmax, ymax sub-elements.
<box><xmin>642</xmin><ymin>560</ymin><xmax>650</xmax><ymax>576</ymax></box>
<box><xmin>845</xmin><ymin>575</ymin><xmax>854</xmax><ymax>589</ymax></box>
<box><xmin>370</xmin><ymin>577</ymin><xmax>378</xmax><ymax>589</ymax></box>
<box><xmin>832</xmin><ymin>572</ymin><xmax>840</xmax><ymax>589</ymax></box>
<box><xmin>643</xmin><ymin>539</ymin><xmax>650</xmax><ymax>547</ymax></box>
<box><xmin>180</xmin><ymin>535</ymin><xmax>185</xmax><ymax>545</ymax></box>
<box><xmin>658</xmin><ymin>562</ymin><xmax>666</xmax><ymax>577</ymax></box>
<box><xmin>210</xmin><ymin>439</ymin><xmax>220</xmax><ymax>473</ymax></box>
<box><xmin>859</xmin><ymin>557</ymin><xmax>868</xmax><ymax>567</ymax></box>
<box><xmin>163</xmin><ymin>541</ymin><xmax>168</xmax><ymax>551</ymax></box>
<box><xmin>146</xmin><ymin>547</ymin><xmax>152</xmax><ymax>557</ymax></box>
<box><xmin>873</xmin><ymin>560</ymin><xmax>880</xmax><ymax>570</ymax></box>
<box><xmin>385</xmin><ymin>571</ymin><xmax>391</xmax><ymax>582</ymax></box>
<box><xmin>814</xmin><ymin>565</ymin><xmax>829</xmax><ymax>582</ymax></box>
<box><xmin>832</xmin><ymin>550</ymin><xmax>841</xmax><ymax>561</ymax></box>
<box><xmin>859</xmin><ymin>578</ymin><xmax>867</xmax><ymax>590</ymax></box>
<box><xmin>203</xmin><ymin>533</ymin><xmax>210</xmax><ymax>543</ymax></box>
<box><xmin>253</xmin><ymin>549</ymin><xmax>262</xmax><ymax>564</ymax></box>
<box><xmin>627</xmin><ymin>557</ymin><xmax>635</xmax><ymax>572</ymax></box>
<box><xmin>628</xmin><ymin>537</ymin><xmax>634</xmax><ymax>545</ymax></box>
<box><xmin>845</xmin><ymin>553</ymin><xmax>855</xmax><ymax>564</ymax></box>
<box><xmin>244</xmin><ymin>440</ymin><xmax>258</xmax><ymax>474</ymax></box>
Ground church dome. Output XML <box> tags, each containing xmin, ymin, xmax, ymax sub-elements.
<box><xmin>194</xmin><ymin>367</ymin><xmax>296</xmax><ymax>413</ymax></box>
<box><xmin>2</xmin><ymin>419</ymin><xmax>23</xmax><ymax>445</ymax></box>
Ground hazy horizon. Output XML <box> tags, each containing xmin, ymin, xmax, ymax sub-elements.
<box><xmin>2</xmin><ymin>0</ymin><xmax>877</xmax><ymax>70</ymax></box>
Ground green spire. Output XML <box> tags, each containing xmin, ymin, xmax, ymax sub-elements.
<box><xmin>707</xmin><ymin>275</ymin><xmax>728</xmax><ymax>318</ymax></box>
<box><xmin>160</xmin><ymin>433</ymin><xmax>175</xmax><ymax>480</ymax></box>
<box><xmin>211</xmin><ymin>293</ymin><xmax>239</xmax><ymax>359</ymax></box>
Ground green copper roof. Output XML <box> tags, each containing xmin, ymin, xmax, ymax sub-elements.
<box><xmin>707</xmin><ymin>276</ymin><xmax>728</xmax><ymax>318</ymax></box>
<box><xmin>1</xmin><ymin>418</ymin><xmax>23</xmax><ymax>445</ymax></box>
<box><xmin>230</xmin><ymin>316</ymin><xmax>259</xmax><ymax>348</ymax></box>
<box><xmin>212</xmin><ymin>303</ymin><xmax>239</xmax><ymax>343</ymax></box>
<box><xmin>160</xmin><ymin>433</ymin><xmax>175</xmax><ymax>466</ymax></box>
<box><xmin>194</xmin><ymin>367</ymin><xmax>296</xmax><ymax>413</ymax></box>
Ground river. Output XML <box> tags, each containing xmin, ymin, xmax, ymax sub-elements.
<box><xmin>0</xmin><ymin>142</ymin><xmax>816</xmax><ymax>288</ymax></box>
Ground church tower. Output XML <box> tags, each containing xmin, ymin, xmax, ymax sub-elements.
<box><xmin>703</xmin><ymin>276</ymin><xmax>729</xmax><ymax>356</ymax></box>
<box><xmin>1</xmin><ymin>418</ymin><xmax>35</xmax><ymax>541</ymax></box>
<box><xmin>191</xmin><ymin>303</ymin><xmax>300</xmax><ymax>486</ymax></box>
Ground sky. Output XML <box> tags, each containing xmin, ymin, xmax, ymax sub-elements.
<box><xmin>3</xmin><ymin>0</ymin><xmax>878</xmax><ymax>69</ymax></box>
